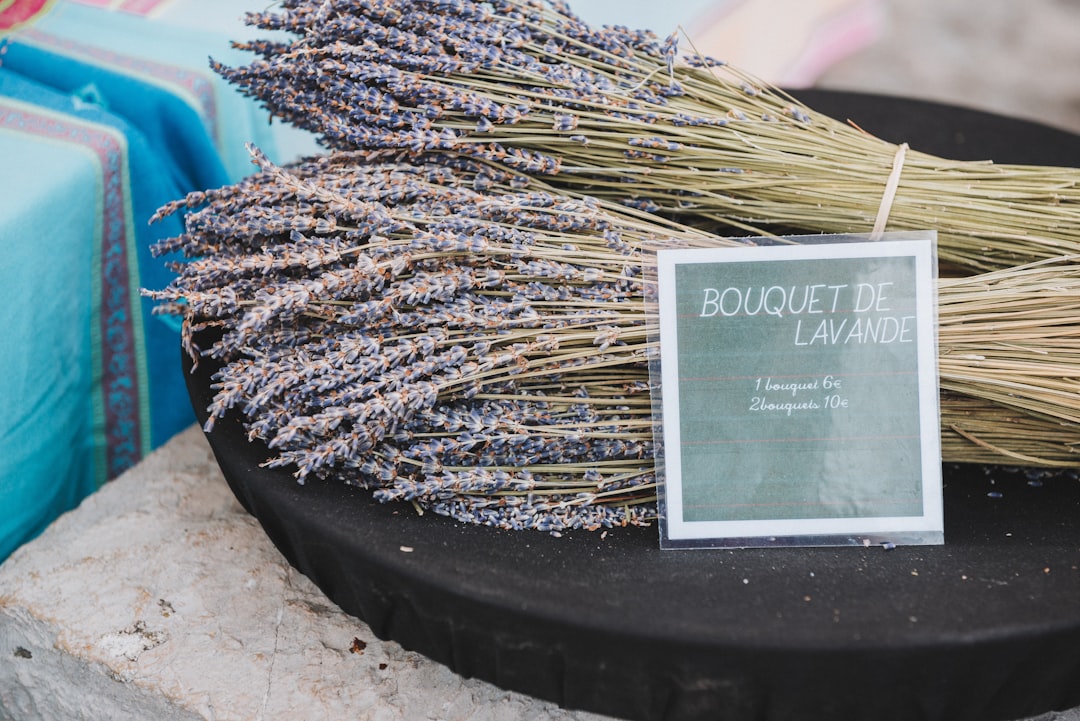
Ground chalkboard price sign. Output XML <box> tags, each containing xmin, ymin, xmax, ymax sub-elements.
<box><xmin>653</xmin><ymin>234</ymin><xmax>943</xmax><ymax>549</ymax></box>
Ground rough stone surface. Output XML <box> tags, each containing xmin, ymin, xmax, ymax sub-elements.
<box><xmin>0</xmin><ymin>426</ymin><xmax>613</xmax><ymax>721</ymax></box>
<box><xmin>3</xmin><ymin>429</ymin><xmax>1080</xmax><ymax>721</ymax></box>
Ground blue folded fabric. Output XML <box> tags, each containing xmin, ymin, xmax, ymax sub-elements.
<box><xmin>0</xmin><ymin>3</ymin><xmax>323</xmax><ymax>562</ymax></box>
<box><xmin>0</xmin><ymin>67</ymin><xmax>195</xmax><ymax>561</ymax></box>
<box><xmin>4</xmin><ymin>40</ymin><xmax>227</xmax><ymax>191</ymax></box>
<box><xmin>3</xmin><ymin>0</ymin><xmax>287</xmax><ymax>184</ymax></box>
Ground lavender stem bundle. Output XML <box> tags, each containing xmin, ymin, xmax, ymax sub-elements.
<box><xmin>150</xmin><ymin>149</ymin><xmax>708</xmax><ymax>531</ymax></box>
<box><xmin>214</xmin><ymin>0</ymin><xmax>1080</xmax><ymax>274</ymax></box>
<box><xmin>148</xmin><ymin>149</ymin><xmax>1080</xmax><ymax>533</ymax></box>
<box><xmin>144</xmin><ymin>0</ymin><xmax>1080</xmax><ymax>532</ymax></box>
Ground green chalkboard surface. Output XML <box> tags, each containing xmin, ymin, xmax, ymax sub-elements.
<box><xmin>654</xmin><ymin>234</ymin><xmax>943</xmax><ymax>548</ymax></box>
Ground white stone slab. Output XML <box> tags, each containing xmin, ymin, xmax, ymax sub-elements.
<box><xmin>0</xmin><ymin>426</ymin><xmax>613</xmax><ymax>721</ymax></box>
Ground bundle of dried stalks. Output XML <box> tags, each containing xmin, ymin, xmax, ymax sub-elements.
<box><xmin>147</xmin><ymin>0</ymin><xmax>1080</xmax><ymax>532</ymax></box>
<box><xmin>216</xmin><ymin>0</ymin><xmax>1080</xmax><ymax>274</ymax></box>
<box><xmin>148</xmin><ymin>149</ymin><xmax>1080</xmax><ymax>532</ymax></box>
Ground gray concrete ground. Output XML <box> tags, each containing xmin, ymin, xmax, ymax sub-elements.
<box><xmin>818</xmin><ymin>0</ymin><xmax>1080</xmax><ymax>134</ymax></box>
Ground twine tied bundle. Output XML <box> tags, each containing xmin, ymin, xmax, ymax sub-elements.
<box><xmin>217</xmin><ymin>0</ymin><xmax>1080</xmax><ymax>273</ymax></box>
<box><xmin>147</xmin><ymin>0</ymin><xmax>1080</xmax><ymax>532</ymax></box>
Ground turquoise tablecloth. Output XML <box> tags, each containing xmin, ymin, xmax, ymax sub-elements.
<box><xmin>0</xmin><ymin>1</ymin><xmax>318</xmax><ymax>561</ymax></box>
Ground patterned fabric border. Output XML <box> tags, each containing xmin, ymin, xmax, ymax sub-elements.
<box><xmin>0</xmin><ymin>99</ymin><xmax>150</xmax><ymax>483</ymax></box>
<box><xmin>17</xmin><ymin>26</ymin><xmax>219</xmax><ymax>145</ymax></box>
<box><xmin>69</xmin><ymin>0</ymin><xmax>175</xmax><ymax>15</ymax></box>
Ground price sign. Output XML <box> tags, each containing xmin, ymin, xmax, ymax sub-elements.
<box><xmin>653</xmin><ymin>233</ymin><xmax>943</xmax><ymax>548</ymax></box>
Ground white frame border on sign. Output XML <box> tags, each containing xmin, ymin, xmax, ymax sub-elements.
<box><xmin>650</xmin><ymin>233</ymin><xmax>943</xmax><ymax>549</ymax></box>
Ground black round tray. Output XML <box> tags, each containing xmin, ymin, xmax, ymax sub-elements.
<box><xmin>185</xmin><ymin>90</ymin><xmax>1080</xmax><ymax>721</ymax></box>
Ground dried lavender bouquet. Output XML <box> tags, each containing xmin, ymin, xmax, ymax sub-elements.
<box><xmin>148</xmin><ymin>149</ymin><xmax>1080</xmax><ymax>533</ymax></box>
<box><xmin>151</xmin><ymin>149</ymin><xmax>710</xmax><ymax>532</ymax></box>
<box><xmin>215</xmin><ymin>0</ymin><xmax>1080</xmax><ymax>274</ymax></box>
